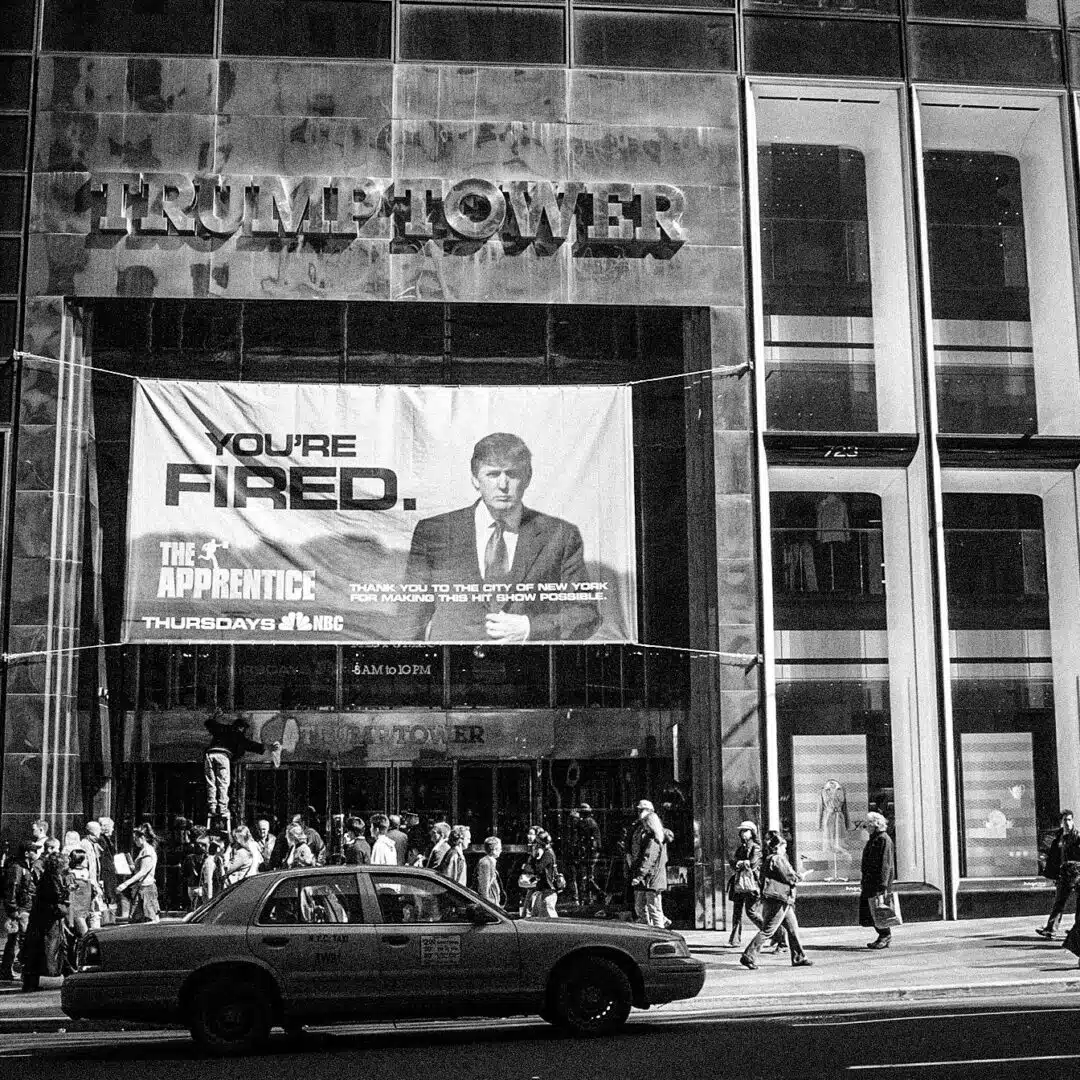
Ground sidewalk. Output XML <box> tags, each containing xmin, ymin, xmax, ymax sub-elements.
<box><xmin>0</xmin><ymin>916</ymin><xmax>1075</xmax><ymax>1034</ymax></box>
<box><xmin>677</xmin><ymin>915</ymin><xmax>1080</xmax><ymax>1011</ymax></box>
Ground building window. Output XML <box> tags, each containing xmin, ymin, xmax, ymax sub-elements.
<box><xmin>908</xmin><ymin>1</ymin><xmax>1060</xmax><ymax>26</ymax></box>
<box><xmin>753</xmin><ymin>86</ymin><xmax>916</xmax><ymax>433</ymax></box>
<box><xmin>222</xmin><ymin>0</ymin><xmax>391</xmax><ymax>58</ymax></box>
<box><xmin>943</xmin><ymin>491</ymin><xmax>1060</xmax><ymax>879</ymax></box>
<box><xmin>43</xmin><ymin>0</ymin><xmax>216</xmax><ymax>54</ymax></box>
<box><xmin>573</xmin><ymin>10</ymin><xmax>736</xmax><ymax>71</ymax></box>
<box><xmin>399</xmin><ymin>4</ymin><xmax>565</xmax><ymax>64</ymax></box>
<box><xmin>772</xmin><ymin>489</ymin><xmax>893</xmax><ymax>882</ymax></box>
<box><xmin>918</xmin><ymin>92</ymin><xmax>1080</xmax><ymax>436</ymax></box>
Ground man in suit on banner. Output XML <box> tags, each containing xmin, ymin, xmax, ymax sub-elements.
<box><xmin>404</xmin><ymin>432</ymin><xmax>601</xmax><ymax>643</ymax></box>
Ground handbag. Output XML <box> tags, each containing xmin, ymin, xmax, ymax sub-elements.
<box><xmin>734</xmin><ymin>868</ymin><xmax>760</xmax><ymax>897</ymax></box>
<box><xmin>761</xmin><ymin>876</ymin><xmax>791</xmax><ymax>902</ymax></box>
<box><xmin>870</xmin><ymin>890</ymin><xmax>903</xmax><ymax>929</ymax></box>
<box><xmin>517</xmin><ymin>872</ymin><xmax>537</xmax><ymax>890</ymax></box>
<box><xmin>553</xmin><ymin>870</ymin><xmax>567</xmax><ymax>893</ymax></box>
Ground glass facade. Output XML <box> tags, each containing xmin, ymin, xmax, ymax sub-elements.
<box><xmin>917</xmin><ymin>91</ymin><xmax>1080</xmax><ymax>437</ymax></box>
<box><xmin>9</xmin><ymin>1</ymin><xmax>1080</xmax><ymax>931</ymax></box>
<box><xmin>752</xmin><ymin>85</ymin><xmax>917</xmax><ymax>433</ymax></box>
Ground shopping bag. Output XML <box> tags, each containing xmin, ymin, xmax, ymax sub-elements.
<box><xmin>871</xmin><ymin>890</ymin><xmax>903</xmax><ymax>929</ymax></box>
<box><xmin>1063</xmin><ymin>922</ymin><xmax>1080</xmax><ymax>958</ymax></box>
<box><xmin>735</xmin><ymin>868</ymin><xmax>760</xmax><ymax>897</ymax></box>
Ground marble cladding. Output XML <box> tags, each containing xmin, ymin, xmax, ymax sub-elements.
<box><xmin>28</xmin><ymin>58</ymin><xmax>744</xmax><ymax>308</ymax></box>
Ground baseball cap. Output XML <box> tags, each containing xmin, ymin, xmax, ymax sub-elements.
<box><xmin>636</xmin><ymin>800</ymin><xmax>655</xmax><ymax>812</ymax></box>
<box><xmin>578</xmin><ymin>803</ymin><xmax>592</xmax><ymax>813</ymax></box>
<box><xmin>738</xmin><ymin>820</ymin><xmax>758</xmax><ymax>834</ymax></box>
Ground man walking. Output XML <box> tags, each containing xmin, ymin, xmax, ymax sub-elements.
<box><xmin>629</xmin><ymin>799</ymin><xmax>668</xmax><ymax>928</ymax></box>
<box><xmin>387</xmin><ymin>815</ymin><xmax>410</xmax><ymax>867</ymax></box>
<box><xmin>1036</xmin><ymin>809</ymin><xmax>1080</xmax><ymax>939</ymax></box>
<box><xmin>254</xmin><ymin>819</ymin><xmax>276</xmax><ymax>869</ymax></box>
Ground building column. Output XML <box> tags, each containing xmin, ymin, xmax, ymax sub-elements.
<box><xmin>2</xmin><ymin>297</ymin><xmax>92</xmax><ymax>845</ymax></box>
<box><xmin>687</xmin><ymin>306</ymin><xmax>763</xmax><ymax>929</ymax></box>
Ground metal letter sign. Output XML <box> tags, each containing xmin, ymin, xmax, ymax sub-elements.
<box><xmin>81</xmin><ymin>174</ymin><xmax>688</xmax><ymax>257</ymax></box>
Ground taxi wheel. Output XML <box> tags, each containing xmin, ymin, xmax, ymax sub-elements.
<box><xmin>552</xmin><ymin>957</ymin><xmax>633</xmax><ymax>1036</ymax></box>
<box><xmin>189</xmin><ymin>976</ymin><xmax>273</xmax><ymax>1055</ymax></box>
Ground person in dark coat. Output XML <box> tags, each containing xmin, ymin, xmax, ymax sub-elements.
<box><xmin>0</xmin><ymin>843</ymin><xmax>35</xmax><ymax>981</ymax></box>
<box><xmin>343</xmin><ymin>818</ymin><xmax>371</xmax><ymax>865</ymax></box>
<box><xmin>21</xmin><ymin>851</ymin><xmax>70</xmax><ymax>990</ymax></box>
<box><xmin>860</xmin><ymin>811</ymin><xmax>896</xmax><ymax>949</ymax></box>
<box><xmin>1036</xmin><ymin>810</ymin><xmax>1080</xmax><ymax>940</ymax></box>
<box><xmin>629</xmin><ymin>800</ymin><xmax>670</xmax><ymax>928</ymax></box>
<box><xmin>728</xmin><ymin>820</ymin><xmax>764</xmax><ymax>947</ymax></box>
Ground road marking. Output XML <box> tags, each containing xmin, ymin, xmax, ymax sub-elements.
<box><xmin>847</xmin><ymin>1053</ymin><xmax>1080</xmax><ymax>1071</ymax></box>
<box><xmin>795</xmin><ymin>1005</ymin><xmax>1080</xmax><ymax>1027</ymax></box>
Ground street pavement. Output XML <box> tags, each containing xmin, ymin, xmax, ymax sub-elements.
<box><xmin>0</xmin><ymin>914</ymin><xmax>1075</xmax><ymax>1037</ymax></box>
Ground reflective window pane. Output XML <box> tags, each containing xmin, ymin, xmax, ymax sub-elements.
<box><xmin>909</xmin><ymin>0</ymin><xmax>1059</xmax><ymax>25</ymax></box>
<box><xmin>400</xmin><ymin>5</ymin><xmax>565</xmax><ymax>64</ymax></box>
<box><xmin>574</xmin><ymin>11</ymin><xmax>736</xmax><ymax>71</ymax></box>
<box><xmin>908</xmin><ymin>24</ymin><xmax>1063</xmax><ymax>85</ymax></box>
<box><xmin>0</xmin><ymin>117</ymin><xmax>28</xmax><ymax>172</ymax></box>
<box><xmin>0</xmin><ymin>0</ymin><xmax>35</xmax><ymax>51</ymax></box>
<box><xmin>0</xmin><ymin>237</ymin><xmax>21</xmax><ymax>295</ymax></box>
<box><xmin>235</xmin><ymin>645</ymin><xmax>337</xmax><ymax>710</ymax></box>
<box><xmin>43</xmin><ymin>0</ymin><xmax>215</xmax><ymax>54</ymax></box>
<box><xmin>223</xmin><ymin>0</ymin><xmax>391</xmax><ymax>59</ymax></box>
<box><xmin>0</xmin><ymin>176</ymin><xmax>24</xmax><ymax>233</ymax></box>
<box><xmin>918</xmin><ymin>92</ymin><xmax>1079</xmax><ymax>436</ymax></box>
<box><xmin>745</xmin><ymin>16</ymin><xmax>902</xmax><ymax>78</ymax></box>
<box><xmin>0</xmin><ymin>57</ymin><xmax>31</xmax><ymax>110</ymax></box>
<box><xmin>746</xmin><ymin>0</ymin><xmax>897</xmax><ymax>12</ymax></box>
<box><xmin>344</xmin><ymin>646</ymin><xmax>442</xmax><ymax>708</ymax></box>
<box><xmin>754</xmin><ymin>87</ymin><xmax>915</xmax><ymax>433</ymax></box>
<box><xmin>943</xmin><ymin>490</ymin><xmax>1062</xmax><ymax>880</ymax></box>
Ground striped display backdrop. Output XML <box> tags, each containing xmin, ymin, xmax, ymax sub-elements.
<box><xmin>792</xmin><ymin>734</ymin><xmax>869</xmax><ymax>883</ymax></box>
<box><xmin>960</xmin><ymin>732</ymin><xmax>1038</xmax><ymax>879</ymax></box>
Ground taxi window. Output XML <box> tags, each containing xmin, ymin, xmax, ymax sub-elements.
<box><xmin>259</xmin><ymin>875</ymin><xmax>364</xmax><ymax>925</ymax></box>
<box><xmin>372</xmin><ymin>874</ymin><xmax>473</xmax><ymax>925</ymax></box>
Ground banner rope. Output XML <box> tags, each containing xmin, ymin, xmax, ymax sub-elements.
<box><xmin>1</xmin><ymin>639</ymin><xmax>759</xmax><ymax>667</ymax></box>
<box><xmin>12</xmin><ymin>350</ymin><xmax>751</xmax><ymax>387</ymax></box>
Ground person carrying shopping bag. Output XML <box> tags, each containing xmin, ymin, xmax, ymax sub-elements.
<box><xmin>727</xmin><ymin>821</ymin><xmax>763</xmax><ymax>947</ymax></box>
<box><xmin>740</xmin><ymin>831</ymin><xmax>813</xmax><ymax>970</ymax></box>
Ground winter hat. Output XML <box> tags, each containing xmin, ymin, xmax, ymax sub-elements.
<box><xmin>737</xmin><ymin>820</ymin><xmax>758</xmax><ymax>836</ymax></box>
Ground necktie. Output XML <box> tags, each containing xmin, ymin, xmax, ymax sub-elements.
<box><xmin>484</xmin><ymin>521</ymin><xmax>509</xmax><ymax>580</ymax></box>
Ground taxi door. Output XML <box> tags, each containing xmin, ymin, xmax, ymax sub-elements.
<box><xmin>367</xmin><ymin>872</ymin><xmax>521</xmax><ymax>1010</ymax></box>
<box><xmin>247</xmin><ymin>872</ymin><xmax>380</xmax><ymax>1019</ymax></box>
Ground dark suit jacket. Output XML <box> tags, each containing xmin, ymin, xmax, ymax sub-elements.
<box><xmin>403</xmin><ymin>502</ymin><xmax>601</xmax><ymax>642</ymax></box>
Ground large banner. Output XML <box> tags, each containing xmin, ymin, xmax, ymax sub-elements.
<box><xmin>123</xmin><ymin>381</ymin><xmax>636</xmax><ymax>645</ymax></box>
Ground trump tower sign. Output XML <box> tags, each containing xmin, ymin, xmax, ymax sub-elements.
<box><xmin>123</xmin><ymin>382</ymin><xmax>637</xmax><ymax>645</ymax></box>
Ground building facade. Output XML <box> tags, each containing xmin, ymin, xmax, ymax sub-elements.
<box><xmin>2</xmin><ymin>0</ymin><xmax>1080</xmax><ymax>927</ymax></box>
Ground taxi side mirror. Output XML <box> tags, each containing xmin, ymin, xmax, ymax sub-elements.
<box><xmin>465</xmin><ymin>902</ymin><xmax>496</xmax><ymax>926</ymax></box>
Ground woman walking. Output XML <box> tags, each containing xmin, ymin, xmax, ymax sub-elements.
<box><xmin>476</xmin><ymin>837</ymin><xmax>505</xmax><ymax>907</ymax></box>
<box><xmin>284</xmin><ymin>822</ymin><xmax>316</xmax><ymax>868</ymax></box>
<box><xmin>532</xmin><ymin>830</ymin><xmax>560</xmax><ymax>919</ymax></box>
<box><xmin>223</xmin><ymin>825</ymin><xmax>259</xmax><ymax>887</ymax></box>
<box><xmin>20</xmin><ymin>850</ymin><xmax>70</xmax><ymax>990</ymax></box>
<box><xmin>117</xmin><ymin>824</ymin><xmax>161</xmax><ymax>923</ymax></box>
<box><xmin>728</xmin><ymin>820</ymin><xmax>763</xmax><ymax>947</ymax></box>
<box><xmin>740</xmin><ymin>831</ymin><xmax>812</xmax><ymax>970</ymax></box>
<box><xmin>439</xmin><ymin>826</ymin><xmax>469</xmax><ymax>886</ymax></box>
<box><xmin>860</xmin><ymin>811</ymin><xmax>896</xmax><ymax>949</ymax></box>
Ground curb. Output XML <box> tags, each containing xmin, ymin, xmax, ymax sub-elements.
<box><xmin>674</xmin><ymin>975</ymin><xmax>1080</xmax><ymax>1014</ymax></box>
<box><xmin>0</xmin><ymin>978</ymin><xmax>1076</xmax><ymax>1035</ymax></box>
